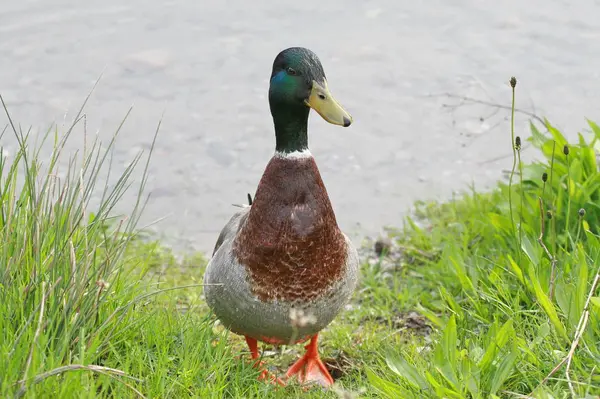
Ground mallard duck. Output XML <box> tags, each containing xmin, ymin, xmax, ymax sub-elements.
<box><xmin>203</xmin><ymin>47</ymin><xmax>359</xmax><ymax>388</ymax></box>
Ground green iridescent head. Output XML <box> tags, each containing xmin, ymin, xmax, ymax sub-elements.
<box><xmin>268</xmin><ymin>47</ymin><xmax>352</xmax><ymax>152</ymax></box>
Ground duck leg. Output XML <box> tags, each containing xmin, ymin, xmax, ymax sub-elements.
<box><xmin>244</xmin><ymin>336</ymin><xmax>285</xmax><ymax>386</ymax></box>
<box><xmin>285</xmin><ymin>334</ymin><xmax>334</xmax><ymax>387</ymax></box>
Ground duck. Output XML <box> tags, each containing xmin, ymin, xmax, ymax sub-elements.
<box><xmin>203</xmin><ymin>47</ymin><xmax>359</xmax><ymax>388</ymax></box>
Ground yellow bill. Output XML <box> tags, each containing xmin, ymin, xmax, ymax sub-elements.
<box><xmin>305</xmin><ymin>80</ymin><xmax>353</xmax><ymax>127</ymax></box>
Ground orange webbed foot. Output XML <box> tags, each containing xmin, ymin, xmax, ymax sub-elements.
<box><xmin>285</xmin><ymin>334</ymin><xmax>334</xmax><ymax>388</ymax></box>
<box><xmin>244</xmin><ymin>336</ymin><xmax>286</xmax><ymax>386</ymax></box>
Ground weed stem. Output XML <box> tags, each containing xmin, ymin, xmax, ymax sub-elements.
<box><xmin>508</xmin><ymin>77</ymin><xmax>518</xmax><ymax>256</ymax></box>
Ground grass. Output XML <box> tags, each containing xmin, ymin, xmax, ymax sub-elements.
<box><xmin>1</xmin><ymin>79</ymin><xmax>600</xmax><ymax>398</ymax></box>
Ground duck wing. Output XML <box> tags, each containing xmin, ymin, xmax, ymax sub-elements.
<box><xmin>211</xmin><ymin>204</ymin><xmax>251</xmax><ymax>257</ymax></box>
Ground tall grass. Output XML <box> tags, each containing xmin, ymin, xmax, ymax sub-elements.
<box><xmin>0</xmin><ymin>91</ymin><xmax>158</xmax><ymax>397</ymax></box>
<box><xmin>368</xmin><ymin>81</ymin><xmax>600</xmax><ymax>398</ymax></box>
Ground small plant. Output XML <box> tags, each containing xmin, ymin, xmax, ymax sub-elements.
<box><xmin>369</xmin><ymin>80</ymin><xmax>600</xmax><ymax>398</ymax></box>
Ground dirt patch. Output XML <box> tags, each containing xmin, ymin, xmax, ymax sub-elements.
<box><xmin>359</xmin><ymin>235</ymin><xmax>440</xmax><ymax>273</ymax></box>
<box><xmin>323</xmin><ymin>350</ymin><xmax>354</xmax><ymax>381</ymax></box>
<box><xmin>374</xmin><ymin>310</ymin><xmax>433</xmax><ymax>337</ymax></box>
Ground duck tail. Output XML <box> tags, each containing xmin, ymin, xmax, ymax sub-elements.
<box><xmin>232</xmin><ymin>193</ymin><xmax>253</xmax><ymax>208</ymax></box>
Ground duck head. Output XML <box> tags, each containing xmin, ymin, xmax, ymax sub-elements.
<box><xmin>268</xmin><ymin>47</ymin><xmax>352</xmax><ymax>153</ymax></box>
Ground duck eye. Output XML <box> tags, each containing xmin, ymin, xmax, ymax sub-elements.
<box><xmin>286</xmin><ymin>67</ymin><xmax>297</xmax><ymax>76</ymax></box>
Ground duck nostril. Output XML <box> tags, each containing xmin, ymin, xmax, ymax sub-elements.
<box><xmin>318</xmin><ymin>93</ymin><xmax>326</xmax><ymax>100</ymax></box>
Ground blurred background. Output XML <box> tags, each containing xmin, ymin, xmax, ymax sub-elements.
<box><xmin>1</xmin><ymin>0</ymin><xmax>599</xmax><ymax>253</ymax></box>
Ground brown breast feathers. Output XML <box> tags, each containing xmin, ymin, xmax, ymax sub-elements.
<box><xmin>233</xmin><ymin>155</ymin><xmax>347</xmax><ymax>302</ymax></box>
